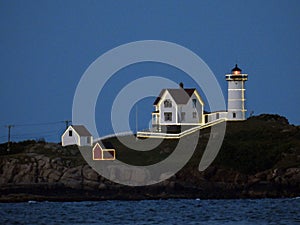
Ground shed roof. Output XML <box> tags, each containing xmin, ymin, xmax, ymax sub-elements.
<box><xmin>71</xmin><ymin>125</ymin><xmax>92</xmax><ymax>136</ymax></box>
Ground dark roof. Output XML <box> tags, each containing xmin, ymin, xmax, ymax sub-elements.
<box><xmin>71</xmin><ymin>125</ymin><xmax>92</xmax><ymax>136</ymax></box>
<box><xmin>232</xmin><ymin>64</ymin><xmax>242</xmax><ymax>73</ymax></box>
<box><xmin>153</xmin><ymin>88</ymin><xmax>196</xmax><ymax>105</ymax></box>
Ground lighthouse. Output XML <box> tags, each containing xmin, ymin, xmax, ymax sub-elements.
<box><xmin>226</xmin><ymin>64</ymin><xmax>248</xmax><ymax>120</ymax></box>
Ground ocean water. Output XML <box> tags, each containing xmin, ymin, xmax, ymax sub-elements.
<box><xmin>0</xmin><ymin>198</ymin><xmax>299</xmax><ymax>225</ymax></box>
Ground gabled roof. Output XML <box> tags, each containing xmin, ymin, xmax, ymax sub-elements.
<box><xmin>71</xmin><ymin>125</ymin><xmax>92</xmax><ymax>136</ymax></box>
<box><xmin>153</xmin><ymin>88</ymin><xmax>196</xmax><ymax>105</ymax></box>
<box><xmin>153</xmin><ymin>89</ymin><xmax>166</xmax><ymax>105</ymax></box>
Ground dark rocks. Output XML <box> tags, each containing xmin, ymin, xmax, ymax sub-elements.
<box><xmin>82</xmin><ymin>165</ymin><xmax>98</xmax><ymax>181</ymax></box>
<box><xmin>60</xmin><ymin>166</ymin><xmax>83</xmax><ymax>189</ymax></box>
<box><xmin>0</xmin><ymin>148</ymin><xmax>299</xmax><ymax>202</ymax></box>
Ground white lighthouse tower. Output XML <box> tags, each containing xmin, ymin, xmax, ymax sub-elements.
<box><xmin>226</xmin><ymin>64</ymin><xmax>248</xmax><ymax>120</ymax></box>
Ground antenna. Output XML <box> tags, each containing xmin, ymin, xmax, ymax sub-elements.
<box><xmin>136</xmin><ymin>104</ymin><xmax>138</xmax><ymax>140</ymax></box>
<box><xmin>235</xmin><ymin>57</ymin><xmax>239</xmax><ymax>66</ymax></box>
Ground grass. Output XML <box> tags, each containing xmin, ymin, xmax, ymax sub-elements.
<box><xmin>1</xmin><ymin>114</ymin><xmax>299</xmax><ymax>175</ymax></box>
<box><xmin>102</xmin><ymin>115</ymin><xmax>300</xmax><ymax>175</ymax></box>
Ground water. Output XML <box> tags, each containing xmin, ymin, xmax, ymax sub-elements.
<box><xmin>0</xmin><ymin>198</ymin><xmax>299</xmax><ymax>225</ymax></box>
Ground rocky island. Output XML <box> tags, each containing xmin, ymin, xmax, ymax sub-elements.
<box><xmin>0</xmin><ymin>114</ymin><xmax>299</xmax><ymax>202</ymax></box>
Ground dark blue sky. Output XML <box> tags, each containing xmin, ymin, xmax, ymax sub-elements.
<box><xmin>1</xmin><ymin>0</ymin><xmax>299</xmax><ymax>143</ymax></box>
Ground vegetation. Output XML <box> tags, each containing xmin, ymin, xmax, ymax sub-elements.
<box><xmin>214</xmin><ymin>115</ymin><xmax>300</xmax><ymax>174</ymax></box>
<box><xmin>1</xmin><ymin>114</ymin><xmax>299</xmax><ymax>175</ymax></box>
<box><xmin>0</xmin><ymin>141</ymin><xmax>85</xmax><ymax>167</ymax></box>
<box><xmin>104</xmin><ymin>114</ymin><xmax>300</xmax><ymax>174</ymax></box>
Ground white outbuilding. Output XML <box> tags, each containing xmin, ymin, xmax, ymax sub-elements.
<box><xmin>61</xmin><ymin>125</ymin><xmax>93</xmax><ymax>146</ymax></box>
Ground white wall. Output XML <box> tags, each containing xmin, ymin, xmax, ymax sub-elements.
<box><xmin>179</xmin><ymin>93</ymin><xmax>203</xmax><ymax>124</ymax></box>
<box><xmin>80</xmin><ymin>136</ymin><xmax>93</xmax><ymax>146</ymax></box>
<box><xmin>205</xmin><ymin>112</ymin><xmax>228</xmax><ymax>123</ymax></box>
<box><xmin>159</xmin><ymin>91</ymin><xmax>177</xmax><ymax>125</ymax></box>
<box><xmin>62</xmin><ymin>127</ymin><xmax>79</xmax><ymax>146</ymax></box>
<box><xmin>227</xmin><ymin>80</ymin><xmax>246</xmax><ymax>120</ymax></box>
<box><xmin>227</xmin><ymin>111</ymin><xmax>245</xmax><ymax>120</ymax></box>
<box><xmin>158</xmin><ymin>91</ymin><xmax>203</xmax><ymax>125</ymax></box>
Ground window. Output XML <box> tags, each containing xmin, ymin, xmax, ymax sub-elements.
<box><xmin>69</xmin><ymin>130</ymin><xmax>72</xmax><ymax>136</ymax></box>
<box><xmin>164</xmin><ymin>99</ymin><xmax>172</xmax><ymax>108</ymax></box>
<box><xmin>216</xmin><ymin>113</ymin><xmax>219</xmax><ymax>119</ymax></box>
<box><xmin>192</xmin><ymin>99</ymin><xmax>197</xmax><ymax>108</ymax></box>
<box><xmin>205</xmin><ymin>115</ymin><xmax>208</xmax><ymax>123</ymax></box>
<box><xmin>233</xmin><ymin>112</ymin><xmax>236</xmax><ymax>118</ymax></box>
<box><xmin>87</xmin><ymin>136</ymin><xmax>91</xmax><ymax>144</ymax></box>
<box><xmin>181</xmin><ymin>112</ymin><xmax>186</xmax><ymax>122</ymax></box>
<box><xmin>192</xmin><ymin>112</ymin><xmax>197</xmax><ymax>118</ymax></box>
<box><xmin>164</xmin><ymin>112</ymin><xmax>172</xmax><ymax>121</ymax></box>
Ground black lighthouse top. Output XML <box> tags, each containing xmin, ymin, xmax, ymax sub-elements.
<box><xmin>232</xmin><ymin>64</ymin><xmax>242</xmax><ymax>75</ymax></box>
<box><xmin>226</xmin><ymin>64</ymin><xmax>248</xmax><ymax>81</ymax></box>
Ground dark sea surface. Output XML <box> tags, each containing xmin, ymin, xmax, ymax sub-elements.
<box><xmin>0</xmin><ymin>198</ymin><xmax>299</xmax><ymax>225</ymax></box>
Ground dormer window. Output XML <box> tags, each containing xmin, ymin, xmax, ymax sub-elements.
<box><xmin>164</xmin><ymin>99</ymin><xmax>172</xmax><ymax>108</ymax></box>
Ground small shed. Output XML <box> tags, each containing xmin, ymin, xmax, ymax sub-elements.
<box><xmin>93</xmin><ymin>143</ymin><xmax>115</xmax><ymax>160</ymax></box>
<box><xmin>61</xmin><ymin>125</ymin><xmax>93</xmax><ymax>146</ymax></box>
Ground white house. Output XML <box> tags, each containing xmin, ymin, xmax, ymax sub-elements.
<box><xmin>152</xmin><ymin>83</ymin><xmax>204</xmax><ymax>132</ymax></box>
<box><xmin>150</xmin><ymin>65</ymin><xmax>248</xmax><ymax>133</ymax></box>
<box><xmin>61</xmin><ymin>125</ymin><xmax>93</xmax><ymax>146</ymax></box>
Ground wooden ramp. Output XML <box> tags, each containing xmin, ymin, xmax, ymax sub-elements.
<box><xmin>137</xmin><ymin>119</ymin><xmax>226</xmax><ymax>139</ymax></box>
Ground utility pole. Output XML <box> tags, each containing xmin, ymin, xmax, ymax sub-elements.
<box><xmin>135</xmin><ymin>105</ymin><xmax>138</xmax><ymax>140</ymax></box>
<box><xmin>63</xmin><ymin>120</ymin><xmax>72</xmax><ymax>130</ymax></box>
<box><xmin>136</xmin><ymin>105</ymin><xmax>138</xmax><ymax>133</ymax></box>
<box><xmin>5</xmin><ymin>125</ymin><xmax>14</xmax><ymax>152</ymax></box>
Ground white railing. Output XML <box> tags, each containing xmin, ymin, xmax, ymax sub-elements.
<box><xmin>93</xmin><ymin>118</ymin><xmax>227</xmax><ymax>141</ymax></box>
<box><xmin>137</xmin><ymin>118</ymin><xmax>226</xmax><ymax>139</ymax></box>
<box><xmin>93</xmin><ymin>131</ymin><xmax>133</xmax><ymax>143</ymax></box>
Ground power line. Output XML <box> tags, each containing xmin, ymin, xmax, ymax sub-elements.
<box><xmin>11</xmin><ymin>129</ymin><xmax>60</xmax><ymax>138</ymax></box>
<box><xmin>2</xmin><ymin>120</ymin><xmax>72</xmax><ymax>128</ymax></box>
<box><xmin>14</xmin><ymin>121</ymin><xmax>62</xmax><ymax>127</ymax></box>
<box><xmin>1</xmin><ymin>120</ymin><xmax>71</xmax><ymax>143</ymax></box>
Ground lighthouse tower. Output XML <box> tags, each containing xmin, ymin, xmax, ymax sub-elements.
<box><xmin>226</xmin><ymin>64</ymin><xmax>248</xmax><ymax>120</ymax></box>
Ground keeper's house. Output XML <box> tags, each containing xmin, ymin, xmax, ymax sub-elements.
<box><xmin>152</xmin><ymin>82</ymin><xmax>204</xmax><ymax>133</ymax></box>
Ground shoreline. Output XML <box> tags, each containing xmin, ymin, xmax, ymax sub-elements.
<box><xmin>1</xmin><ymin>194</ymin><xmax>299</xmax><ymax>203</ymax></box>
<box><xmin>1</xmin><ymin>178</ymin><xmax>299</xmax><ymax>203</ymax></box>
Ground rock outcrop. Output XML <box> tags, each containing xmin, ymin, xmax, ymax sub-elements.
<box><xmin>0</xmin><ymin>150</ymin><xmax>299</xmax><ymax>202</ymax></box>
